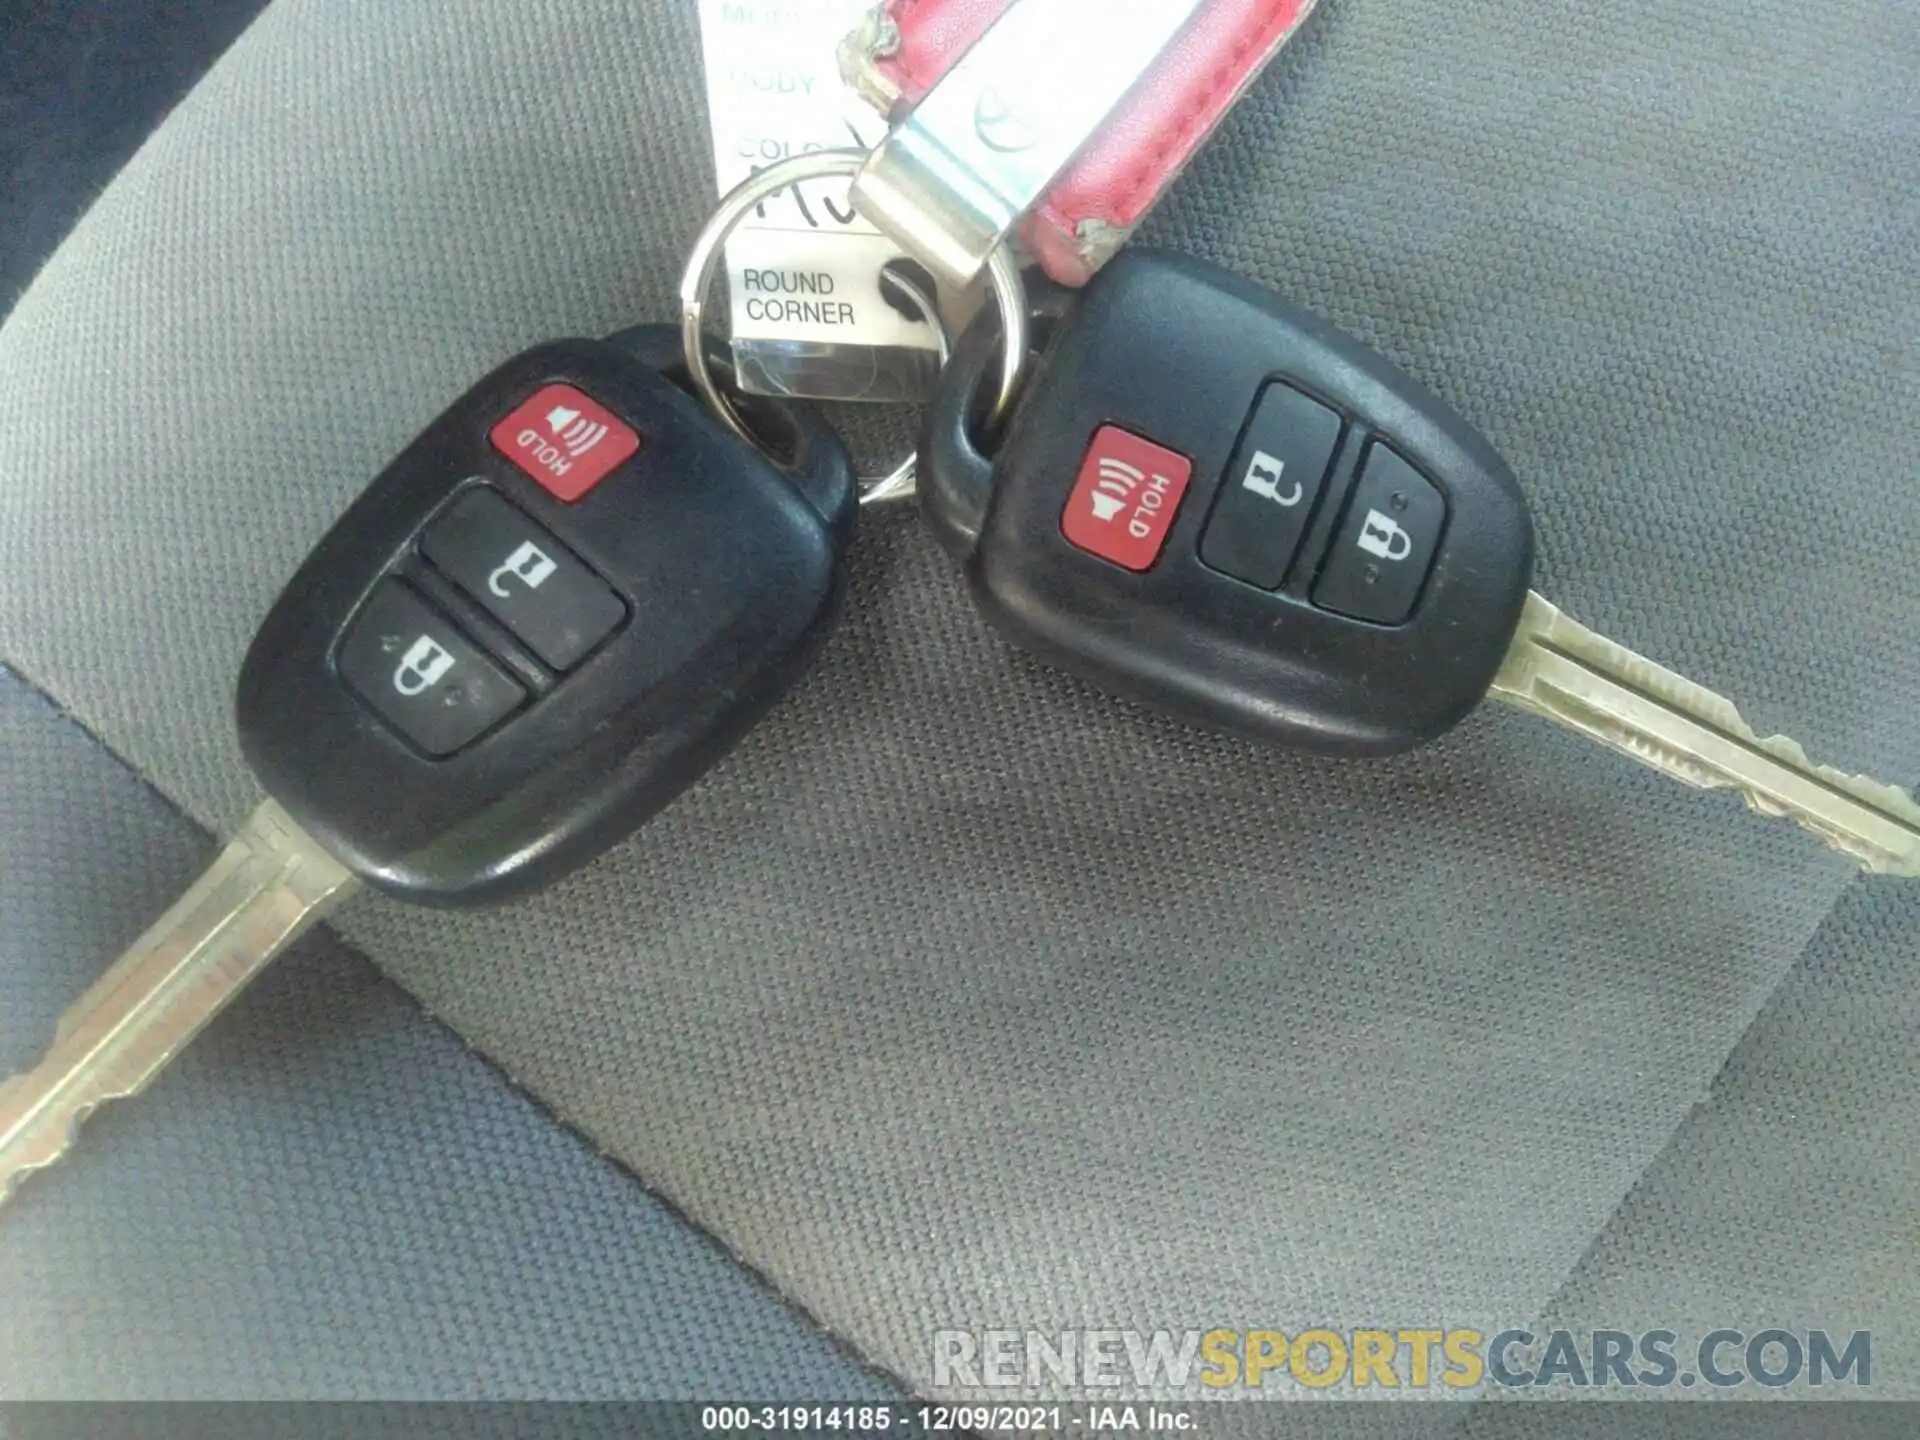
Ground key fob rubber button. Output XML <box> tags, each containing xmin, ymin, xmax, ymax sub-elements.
<box><xmin>1312</xmin><ymin>443</ymin><xmax>1448</xmax><ymax>626</ymax></box>
<box><xmin>1199</xmin><ymin>381</ymin><xmax>1344</xmax><ymax>590</ymax></box>
<box><xmin>1061</xmin><ymin>425</ymin><xmax>1193</xmax><ymax>572</ymax></box>
<box><xmin>421</xmin><ymin>487</ymin><xmax>626</xmax><ymax>671</ymax></box>
<box><xmin>489</xmin><ymin>382</ymin><xmax>643</xmax><ymax>502</ymax></box>
<box><xmin>337</xmin><ymin>580</ymin><xmax>526</xmax><ymax>756</ymax></box>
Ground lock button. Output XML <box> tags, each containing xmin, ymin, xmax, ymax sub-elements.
<box><xmin>1312</xmin><ymin>443</ymin><xmax>1447</xmax><ymax>626</ymax></box>
<box><xmin>337</xmin><ymin>581</ymin><xmax>527</xmax><ymax>756</ymax></box>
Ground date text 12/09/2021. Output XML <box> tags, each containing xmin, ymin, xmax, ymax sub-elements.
<box><xmin>701</xmin><ymin>1405</ymin><xmax>1195</xmax><ymax>1434</ymax></box>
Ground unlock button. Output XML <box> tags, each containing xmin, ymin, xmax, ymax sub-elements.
<box><xmin>422</xmin><ymin>488</ymin><xmax>626</xmax><ymax>670</ymax></box>
<box><xmin>1313</xmin><ymin>444</ymin><xmax>1448</xmax><ymax>626</ymax></box>
<box><xmin>1200</xmin><ymin>382</ymin><xmax>1345</xmax><ymax>591</ymax></box>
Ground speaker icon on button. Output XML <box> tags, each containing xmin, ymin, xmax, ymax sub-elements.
<box><xmin>1089</xmin><ymin>458</ymin><xmax>1145</xmax><ymax>522</ymax></box>
<box><xmin>546</xmin><ymin>406</ymin><xmax>610</xmax><ymax>459</ymax></box>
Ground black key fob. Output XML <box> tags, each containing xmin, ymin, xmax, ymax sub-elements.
<box><xmin>236</xmin><ymin>326</ymin><xmax>856</xmax><ymax>905</ymax></box>
<box><xmin>920</xmin><ymin>249</ymin><xmax>1534</xmax><ymax>757</ymax></box>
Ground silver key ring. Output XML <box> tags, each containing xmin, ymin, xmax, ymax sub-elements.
<box><xmin>679</xmin><ymin>148</ymin><xmax>1029</xmax><ymax>506</ymax></box>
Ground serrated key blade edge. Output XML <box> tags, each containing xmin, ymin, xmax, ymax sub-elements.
<box><xmin>1489</xmin><ymin>593</ymin><xmax>1920</xmax><ymax>877</ymax></box>
<box><xmin>0</xmin><ymin>799</ymin><xmax>358</xmax><ymax>1208</ymax></box>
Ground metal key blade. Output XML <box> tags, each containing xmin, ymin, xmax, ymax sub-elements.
<box><xmin>0</xmin><ymin>799</ymin><xmax>357</xmax><ymax>1208</ymax></box>
<box><xmin>1489</xmin><ymin>593</ymin><xmax>1920</xmax><ymax>876</ymax></box>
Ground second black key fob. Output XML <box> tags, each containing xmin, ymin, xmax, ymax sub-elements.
<box><xmin>920</xmin><ymin>250</ymin><xmax>1535</xmax><ymax>758</ymax></box>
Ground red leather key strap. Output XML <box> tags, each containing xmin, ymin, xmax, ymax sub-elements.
<box><xmin>853</xmin><ymin>0</ymin><xmax>1317</xmax><ymax>284</ymax></box>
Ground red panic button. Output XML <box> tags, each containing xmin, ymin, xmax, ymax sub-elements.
<box><xmin>1061</xmin><ymin>426</ymin><xmax>1194</xmax><ymax>571</ymax></box>
<box><xmin>490</xmin><ymin>384</ymin><xmax>643</xmax><ymax>502</ymax></box>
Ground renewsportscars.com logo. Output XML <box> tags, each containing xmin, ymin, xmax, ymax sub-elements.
<box><xmin>932</xmin><ymin>1327</ymin><xmax>1873</xmax><ymax>1392</ymax></box>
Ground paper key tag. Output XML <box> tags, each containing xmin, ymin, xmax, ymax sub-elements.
<box><xmin>696</xmin><ymin>0</ymin><xmax>944</xmax><ymax>402</ymax></box>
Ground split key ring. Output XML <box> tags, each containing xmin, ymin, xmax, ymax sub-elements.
<box><xmin>678</xmin><ymin>148</ymin><xmax>1030</xmax><ymax>506</ymax></box>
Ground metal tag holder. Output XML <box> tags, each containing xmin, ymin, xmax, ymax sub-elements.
<box><xmin>849</xmin><ymin>0</ymin><xmax>1209</xmax><ymax>286</ymax></box>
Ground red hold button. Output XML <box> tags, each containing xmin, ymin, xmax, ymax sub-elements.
<box><xmin>1061</xmin><ymin>425</ymin><xmax>1194</xmax><ymax>572</ymax></box>
<box><xmin>490</xmin><ymin>384</ymin><xmax>642</xmax><ymax>502</ymax></box>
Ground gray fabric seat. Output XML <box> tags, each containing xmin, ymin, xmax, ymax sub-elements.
<box><xmin>0</xmin><ymin>669</ymin><xmax>896</xmax><ymax>1398</ymax></box>
<box><xmin>0</xmin><ymin>0</ymin><xmax>1913</xmax><ymax>1414</ymax></box>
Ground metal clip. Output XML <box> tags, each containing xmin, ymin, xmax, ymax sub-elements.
<box><xmin>849</xmin><ymin>0</ymin><xmax>1208</xmax><ymax>286</ymax></box>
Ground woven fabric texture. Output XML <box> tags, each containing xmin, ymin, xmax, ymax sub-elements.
<box><xmin>0</xmin><ymin>0</ymin><xmax>1912</xmax><ymax>1403</ymax></box>
<box><xmin>0</xmin><ymin>670</ymin><xmax>899</xmax><ymax>1399</ymax></box>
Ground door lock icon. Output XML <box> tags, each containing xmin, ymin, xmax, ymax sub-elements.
<box><xmin>1357</xmin><ymin>510</ymin><xmax>1414</xmax><ymax>563</ymax></box>
<box><xmin>393</xmin><ymin>634</ymin><xmax>457</xmax><ymax>697</ymax></box>
<box><xmin>489</xmin><ymin>540</ymin><xmax>559</xmax><ymax>598</ymax></box>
